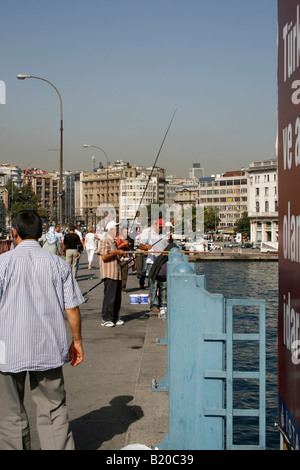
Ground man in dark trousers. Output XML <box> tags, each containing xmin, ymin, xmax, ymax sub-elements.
<box><xmin>99</xmin><ymin>221</ymin><xmax>126</xmax><ymax>327</ymax></box>
<box><xmin>0</xmin><ymin>210</ymin><xmax>84</xmax><ymax>450</ymax></box>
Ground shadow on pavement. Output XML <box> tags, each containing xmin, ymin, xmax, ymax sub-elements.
<box><xmin>70</xmin><ymin>395</ymin><xmax>144</xmax><ymax>450</ymax></box>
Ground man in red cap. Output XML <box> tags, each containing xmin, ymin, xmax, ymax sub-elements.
<box><xmin>139</xmin><ymin>218</ymin><xmax>169</xmax><ymax>313</ymax></box>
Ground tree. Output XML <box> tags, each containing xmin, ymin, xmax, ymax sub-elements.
<box><xmin>5</xmin><ymin>180</ymin><xmax>47</xmax><ymax>218</ymax></box>
<box><xmin>204</xmin><ymin>207</ymin><xmax>220</xmax><ymax>232</ymax></box>
<box><xmin>234</xmin><ymin>211</ymin><xmax>250</xmax><ymax>235</ymax></box>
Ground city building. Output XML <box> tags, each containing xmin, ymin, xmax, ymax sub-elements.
<box><xmin>0</xmin><ymin>164</ymin><xmax>22</xmax><ymax>233</ymax></box>
<box><xmin>198</xmin><ymin>171</ymin><xmax>248</xmax><ymax>234</ymax></box>
<box><xmin>119</xmin><ymin>174</ymin><xmax>159</xmax><ymax>221</ymax></box>
<box><xmin>247</xmin><ymin>159</ymin><xmax>278</xmax><ymax>244</ymax></box>
<box><xmin>140</xmin><ymin>166</ymin><xmax>166</xmax><ymax>204</ymax></box>
<box><xmin>63</xmin><ymin>171</ymin><xmax>77</xmax><ymax>226</ymax></box>
<box><xmin>75</xmin><ymin>161</ymin><xmax>137</xmax><ymax>227</ymax></box>
<box><xmin>165</xmin><ymin>176</ymin><xmax>185</xmax><ymax>205</ymax></box>
<box><xmin>189</xmin><ymin>163</ymin><xmax>204</xmax><ymax>180</ymax></box>
<box><xmin>0</xmin><ymin>164</ymin><xmax>22</xmax><ymax>187</ymax></box>
<box><xmin>22</xmin><ymin>168</ymin><xmax>60</xmax><ymax>222</ymax></box>
<box><xmin>174</xmin><ymin>185</ymin><xmax>199</xmax><ymax>206</ymax></box>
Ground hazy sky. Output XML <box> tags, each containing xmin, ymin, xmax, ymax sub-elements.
<box><xmin>1</xmin><ymin>0</ymin><xmax>278</xmax><ymax>178</ymax></box>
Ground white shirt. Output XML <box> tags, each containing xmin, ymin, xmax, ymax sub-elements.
<box><xmin>85</xmin><ymin>232</ymin><xmax>96</xmax><ymax>250</ymax></box>
<box><xmin>55</xmin><ymin>230</ymin><xmax>64</xmax><ymax>244</ymax></box>
<box><xmin>139</xmin><ymin>228</ymin><xmax>169</xmax><ymax>264</ymax></box>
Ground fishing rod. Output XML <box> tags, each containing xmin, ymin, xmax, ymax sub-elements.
<box><xmin>84</xmin><ymin>111</ymin><xmax>177</xmax><ymax>301</ymax></box>
<box><xmin>82</xmin><ymin>233</ymin><xmax>174</xmax><ymax>301</ymax></box>
<box><xmin>82</xmin><ymin>278</ymin><xmax>104</xmax><ymax>301</ymax></box>
<box><xmin>130</xmin><ymin>109</ymin><xmax>177</xmax><ymax>228</ymax></box>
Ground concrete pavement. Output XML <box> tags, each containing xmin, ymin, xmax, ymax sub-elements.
<box><xmin>24</xmin><ymin>252</ymin><xmax>169</xmax><ymax>450</ymax></box>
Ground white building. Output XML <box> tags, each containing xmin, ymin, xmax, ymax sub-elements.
<box><xmin>198</xmin><ymin>171</ymin><xmax>248</xmax><ymax>234</ymax></box>
<box><xmin>0</xmin><ymin>163</ymin><xmax>22</xmax><ymax>187</ymax></box>
<box><xmin>0</xmin><ymin>164</ymin><xmax>22</xmax><ymax>233</ymax></box>
<box><xmin>119</xmin><ymin>175</ymin><xmax>159</xmax><ymax>222</ymax></box>
<box><xmin>247</xmin><ymin>159</ymin><xmax>278</xmax><ymax>244</ymax></box>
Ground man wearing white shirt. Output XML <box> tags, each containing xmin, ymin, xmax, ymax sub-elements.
<box><xmin>139</xmin><ymin>218</ymin><xmax>169</xmax><ymax>313</ymax></box>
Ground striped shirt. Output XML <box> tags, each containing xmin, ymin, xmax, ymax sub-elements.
<box><xmin>0</xmin><ymin>240</ymin><xmax>85</xmax><ymax>373</ymax></box>
<box><xmin>99</xmin><ymin>235</ymin><xmax>121</xmax><ymax>280</ymax></box>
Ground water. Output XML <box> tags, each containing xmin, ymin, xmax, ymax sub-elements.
<box><xmin>195</xmin><ymin>261</ymin><xmax>279</xmax><ymax>450</ymax></box>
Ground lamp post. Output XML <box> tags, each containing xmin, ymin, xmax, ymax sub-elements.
<box><xmin>83</xmin><ymin>144</ymin><xmax>109</xmax><ymax>207</ymax></box>
<box><xmin>17</xmin><ymin>74</ymin><xmax>63</xmax><ymax>225</ymax></box>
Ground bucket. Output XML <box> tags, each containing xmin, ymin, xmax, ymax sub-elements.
<box><xmin>130</xmin><ymin>294</ymin><xmax>140</xmax><ymax>304</ymax></box>
<box><xmin>140</xmin><ymin>294</ymin><xmax>149</xmax><ymax>304</ymax></box>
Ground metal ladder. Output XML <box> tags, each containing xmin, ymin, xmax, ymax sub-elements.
<box><xmin>153</xmin><ymin>248</ymin><xmax>266</xmax><ymax>450</ymax></box>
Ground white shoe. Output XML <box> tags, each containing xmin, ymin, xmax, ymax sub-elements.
<box><xmin>101</xmin><ymin>321</ymin><xmax>115</xmax><ymax>327</ymax></box>
<box><xmin>158</xmin><ymin>308</ymin><xmax>167</xmax><ymax>318</ymax></box>
<box><xmin>115</xmin><ymin>319</ymin><xmax>124</xmax><ymax>326</ymax></box>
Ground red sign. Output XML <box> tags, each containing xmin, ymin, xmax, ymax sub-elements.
<box><xmin>278</xmin><ymin>0</ymin><xmax>300</xmax><ymax>449</ymax></box>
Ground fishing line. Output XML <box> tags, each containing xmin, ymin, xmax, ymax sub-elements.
<box><xmin>84</xmin><ymin>110</ymin><xmax>177</xmax><ymax>301</ymax></box>
<box><xmin>131</xmin><ymin>109</ymin><xmax>177</xmax><ymax>227</ymax></box>
<box><xmin>82</xmin><ymin>234</ymin><xmax>174</xmax><ymax>301</ymax></box>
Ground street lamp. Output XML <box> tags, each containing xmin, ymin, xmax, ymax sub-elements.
<box><xmin>17</xmin><ymin>74</ymin><xmax>64</xmax><ymax>225</ymax></box>
<box><xmin>83</xmin><ymin>144</ymin><xmax>109</xmax><ymax>206</ymax></box>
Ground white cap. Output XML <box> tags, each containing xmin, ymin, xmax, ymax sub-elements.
<box><xmin>106</xmin><ymin>221</ymin><xmax>119</xmax><ymax>231</ymax></box>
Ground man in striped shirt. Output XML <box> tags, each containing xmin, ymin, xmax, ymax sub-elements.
<box><xmin>99</xmin><ymin>221</ymin><xmax>126</xmax><ymax>327</ymax></box>
<box><xmin>0</xmin><ymin>211</ymin><xmax>84</xmax><ymax>450</ymax></box>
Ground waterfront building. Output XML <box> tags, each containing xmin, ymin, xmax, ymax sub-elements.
<box><xmin>198</xmin><ymin>171</ymin><xmax>248</xmax><ymax>235</ymax></box>
<box><xmin>247</xmin><ymin>158</ymin><xmax>278</xmax><ymax>245</ymax></box>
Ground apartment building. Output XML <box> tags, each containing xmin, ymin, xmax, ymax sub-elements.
<box><xmin>0</xmin><ymin>164</ymin><xmax>22</xmax><ymax>232</ymax></box>
<box><xmin>198</xmin><ymin>171</ymin><xmax>248</xmax><ymax>234</ymax></box>
<box><xmin>22</xmin><ymin>168</ymin><xmax>60</xmax><ymax>221</ymax></box>
<box><xmin>75</xmin><ymin>164</ymin><xmax>166</xmax><ymax>226</ymax></box>
<box><xmin>247</xmin><ymin>159</ymin><xmax>278</xmax><ymax>244</ymax></box>
<box><xmin>119</xmin><ymin>175</ymin><xmax>159</xmax><ymax>221</ymax></box>
<box><xmin>75</xmin><ymin>162</ymin><xmax>137</xmax><ymax>227</ymax></box>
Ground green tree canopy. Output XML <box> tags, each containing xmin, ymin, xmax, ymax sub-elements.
<box><xmin>204</xmin><ymin>207</ymin><xmax>220</xmax><ymax>232</ymax></box>
<box><xmin>5</xmin><ymin>180</ymin><xmax>47</xmax><ymax>218</ymax></box>
<box><xmin>234</xmin><ymin>211</ymin><xmax>250</xmax><ymax>235</ymax></box>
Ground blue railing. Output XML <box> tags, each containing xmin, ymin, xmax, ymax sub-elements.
<box><xmin>153</xmin><ymin>247</ymin><xmax>266</xmax><ymax>450</ymax></box>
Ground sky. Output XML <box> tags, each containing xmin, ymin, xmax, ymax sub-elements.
<box><xmin>0</xmin><ymin>0</ymin><xmax>278</xmax><ymax>178</ymax></box>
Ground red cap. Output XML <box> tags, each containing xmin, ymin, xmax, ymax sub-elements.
<box><xmin>155</xmin><ymin>218</ymin><xmax>165</xmax><ymax>226</ymax></box>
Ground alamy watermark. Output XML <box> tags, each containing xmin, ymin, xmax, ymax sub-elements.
<box><xmin>0</xmin><ymin>81</ymin><xmax>6</xmax><ymax>104</ymax></box>
<box><xmin>95</xmin><ymin>202</ymin><xmax>205</xmax><ymax>240</ymax></box>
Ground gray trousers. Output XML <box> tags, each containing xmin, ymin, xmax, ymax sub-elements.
<box><xmin>65</xmin><ymin>249</ymin><xmax>79</xmax><ymax>277</ymax></box>
<box><xmin>0</xmin><ymin>367</ymin><xmax>74</xmax><ymax>450</ymax></box>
